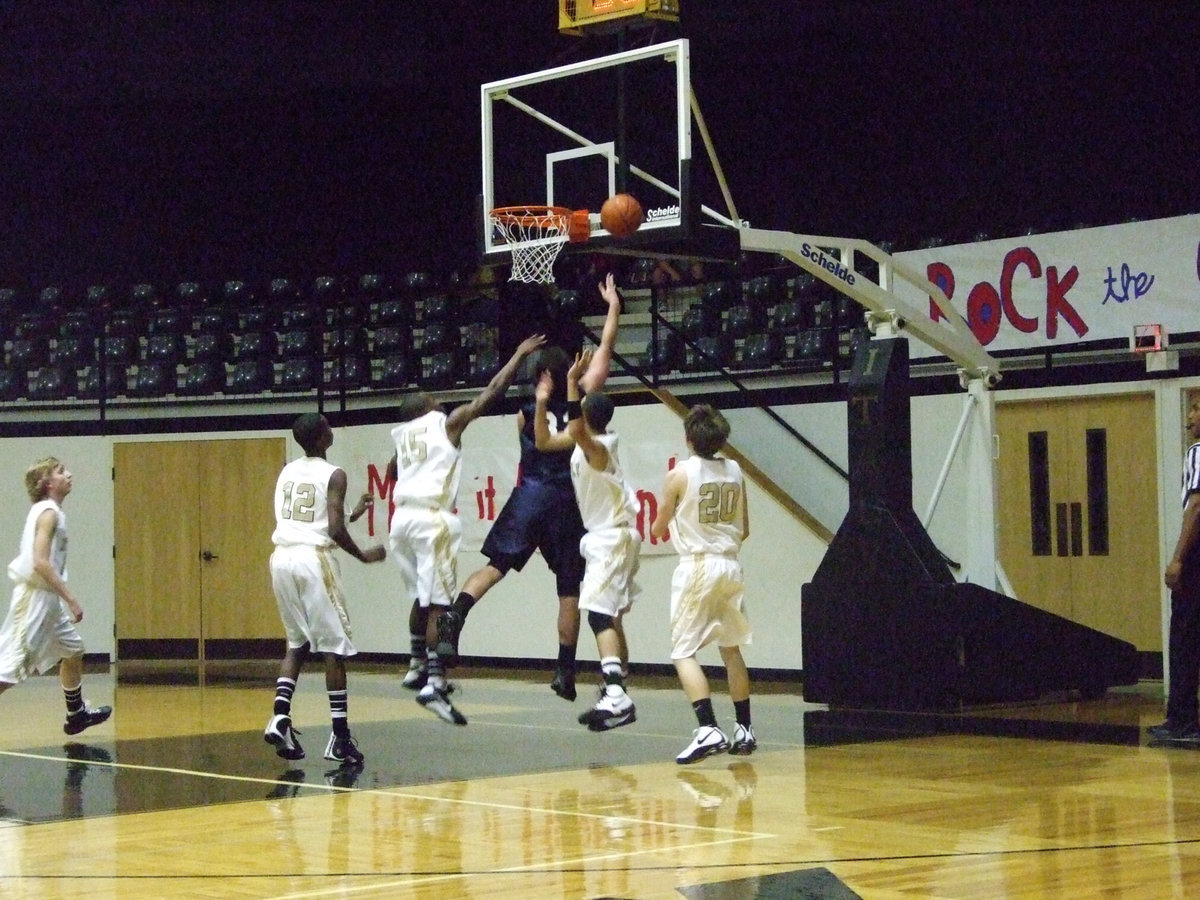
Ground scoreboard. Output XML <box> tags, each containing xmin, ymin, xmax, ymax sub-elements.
<box><xmin>558</xmin><ymin>0</ymin><xmax>680</xmax><ymax>35</ymax></box>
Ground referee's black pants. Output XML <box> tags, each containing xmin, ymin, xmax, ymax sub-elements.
<box><xmin>1166</xmin><ymin>571</ymin><xmax>1200</xmax><ymax>729</ymax></box>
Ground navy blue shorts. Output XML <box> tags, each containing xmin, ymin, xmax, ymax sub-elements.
<box><xmin>481</xmin><ymin>481</ymin><xmax>585</xmax><ymax>597</ymax></box>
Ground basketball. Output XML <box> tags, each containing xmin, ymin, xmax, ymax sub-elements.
<box><xmin>600</xmin><ymin>193</ymin><xmax>644</xmax><ymax>238</ymax></box>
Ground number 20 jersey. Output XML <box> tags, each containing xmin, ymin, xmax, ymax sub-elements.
<box><xmin>670</xmin><ymin>455</ymin><xmax>744</xmax><ymax>557</ymax></box>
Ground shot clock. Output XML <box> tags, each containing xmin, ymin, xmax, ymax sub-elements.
<box><xmin>558</xmin><ymin>0</ymin><xmax>680</xmax><ymax>36</ymax></box>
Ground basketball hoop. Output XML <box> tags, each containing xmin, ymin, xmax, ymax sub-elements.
<box><xmin>490</xmin><ymin>206</ymin><xmax>589</xmax><ymax>284</ymax></box>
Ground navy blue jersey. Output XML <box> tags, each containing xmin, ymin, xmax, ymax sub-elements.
<box><xmin>479</xmin><ymin>399</ymin><xmax>585</xmax><ymax>595</ymax></box>
<box><xmin>518</xmin><ymin>400</ymin><xmax>573</xmax><ymax>488</ymax></box>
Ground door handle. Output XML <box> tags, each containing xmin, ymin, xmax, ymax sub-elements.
<box><xmin>200</xmin><ymin>550</ymin><xmax>219</xmax><ymax>561</ymax></box>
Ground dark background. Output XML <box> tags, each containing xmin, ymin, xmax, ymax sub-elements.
<box><xmin>1</xmin><ymin>1</ymin><xmax>1196</xmax><ymax>293</ymax></box>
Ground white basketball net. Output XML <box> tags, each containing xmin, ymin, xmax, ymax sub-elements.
<box><xmin>490</xmin><ymin>206</ymin><xmax>571</xmax><ymax>284</ymax></box>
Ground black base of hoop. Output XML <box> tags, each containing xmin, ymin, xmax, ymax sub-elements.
<box><xmin>560</xmin><ymin>222</ymin><xmax>742</xmax><ymax>265</ymax></box>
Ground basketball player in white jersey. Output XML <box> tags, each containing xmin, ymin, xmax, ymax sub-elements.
<box><xmin>0</xmin><ymin>457</ymin><xmax>111</xmax><ymax>735</ymax></box>
<box><xmin>265</xmin><ymin>413</ymin><xmax>386</xmax><ymax>766</ymax></box>
<box><xmin>650</xmin><ymin>404</ymin><xmax>756</xmax><ymax>763</ymax></box>
<box><xmin>388</xmin><ymin>333</ymin><xmax>546</xmax><ymax>725</ymax></box>
<box><xmin>534</xmin><ymin>348</ymin><xmax>641</xmax><ymax>731</ymax></box>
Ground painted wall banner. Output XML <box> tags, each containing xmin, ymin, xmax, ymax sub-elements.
<box><xmin>354</xmin><ymin>437</ymin><xmax>685</xmax><ymax>556</ymax></box>
<box><xmin>892</xmin><ymin>214</ymin><xmax>1200</xmax><ymax>358</ymax></box>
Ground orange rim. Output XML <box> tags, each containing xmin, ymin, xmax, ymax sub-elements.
<box><xmin>490</xmin><ymin>205</ymin><xmax>573</xmax><ymax>228</ymax></box>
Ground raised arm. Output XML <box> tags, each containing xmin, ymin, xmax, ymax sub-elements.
<box><xmin>446</xmin><ymin>333</ymin><xmax>547</xmax><ymax>445</ymax></box>
<box><xmin>565</xmin><ymin>349</ymin><xmax>610</xmax><ymax>471</ymax></box>
<box><xmin>578</xmin><ymin>273</ymin><xmax>621</xmax><ymax>395</ymax></box>
<box><xmin>532</xmin><ymin>370</ymin><xmax>577</xmax><ymax>453</ymax></box>
<box><xmin>327</xmin><ymin>468</ymin><xmax>386</xmax><ymax>563</ymax></box>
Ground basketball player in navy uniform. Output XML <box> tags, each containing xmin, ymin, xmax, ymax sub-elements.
<box><xmin>535</xmin><ymin>348</ymin><xmax>641</xmax><ymax>731</ymax></box>
<box><xmin>430</xmin><ymin>275</ymin><xmax>623</xmax><ymax>705</ymax></box>
<box><xmin>264</xmin><ymin>414</ymin><xmax>386</xmax><ymax>765</ymax></box>
<box><xmin>650</xmin><ymin>404</ymin><xmax>757</xmax><ymax>763</ymax></box>
<box><xmin>0</xmin><ymin>457</ymin><xmax>111</xmax><ymax>735</ymax></box>
<box><xmin>389</xmin><ymin>334</ymin><xmax>546</xmax><ymax>725</ymax></box>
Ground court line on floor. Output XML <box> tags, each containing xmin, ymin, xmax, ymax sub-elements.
<box><xmin>0</xmin><ymin>747</ymin><xmax>775</xmax><ymax>841</ymax></box>
<box><xmin>265</xmin><ymin>835</ymin><xmax>770</xmax><ymax>900</ymax></box>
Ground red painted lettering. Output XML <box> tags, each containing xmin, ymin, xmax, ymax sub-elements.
<box><xmin>1045</xmin><ymin>265</ymin><xmax>1086</xmax><ymax>339</ymax></box>
<box><xmin>637</xmin><ymin>489</ymin><xmax>660</xmax><ymax>544</ymax></box>
<box><xmin>966</xmin><ymin>282</ymin><xmax>1002</xmax><ymax>345</ymax></box>
<box><xmin>926</xmin><ymin>261</ymin><xmax>955</xmax><ymax>323</ymax></box>
<box><xmin>999</xmin><ymin>248</ymin><xmax>1040</xmax><ymax>334</ymax></box>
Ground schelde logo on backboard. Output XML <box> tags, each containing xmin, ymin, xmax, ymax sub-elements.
<box><xmin>646</xmin><ymin>205</ymin><xmax>680</xmax><ymax>223</ymax></box>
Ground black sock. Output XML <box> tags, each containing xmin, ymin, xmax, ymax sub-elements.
<box><xmin>452</xmin><ymin>591</ymin><xmax>477</xmax><ymax>620</ymax></box>
<box><xmin>692</xmin><ymin>698</ymin><xmax>717</xmax><ymax>728</ymax></box>
<box><xmin>274</xmin><ymin>677</ymin><xmax>297</xmax><ymax>716</ymax></box>
<box><xmin>64</xmin><ymin>683</ymin><xmax>84</xmax><ymax>716</ymax></box>
<box><xmin>329</xmin><ymin>689</ymin><xmax>349</xmax><ymax>736</ymax></box>
<box><xmin>409</xmin><ymin>633</ymin><xmax>427</xmax><ymax>665</ymax></box>
<box><xmin>734</xmin><ymin>698</ymin><xmax>751</xmax><ymax>727</ymax></box>
<box><xmin>601</xmin><ymin>657</ymin><xmax>624</xmax><ymax>688</ymax></box>
<box><xmin>557</xmin><ymin>643</ymin><xmax>576</xmax><ymax>675</ymax></box>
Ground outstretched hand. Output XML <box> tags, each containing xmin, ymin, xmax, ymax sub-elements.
<box><xmin>363</xmin><ymin>545</ymin><xmax>387</xmax><ymax>564</ymax></box>
<box><xmin>598</xmin><ymin>272</ymin><xmax>620</xmax><ymax>308</ymax></box>
<box><xmin>535</xmin><ymin>369</ymin><xmax>553</xmax><ymax>404</ymax></box>
<box><xmin>567</xmin><ymin>348</ymin><xmax>593</xmax><ymax>385</ymax></box>
<box><xmin>516</xmin><ymin>333</ymin><xmax>548</xmax><ymax>358</ymax></box>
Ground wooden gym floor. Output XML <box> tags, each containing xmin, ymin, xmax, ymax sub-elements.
<box><xmin>1</xmin><ymin>663</ymin><xmax>1198</xmax><ymax>899</ymax></box>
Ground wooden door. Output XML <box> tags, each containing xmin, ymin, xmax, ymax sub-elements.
<box><xmin>114</xmin><ymin>437</ymin><xmax>285</xmax><ymax>659</ymax></box>
<box><xmin>197</xmin><ymin>438</ymin><xmax>285</xmax><ymax>645</ymax></box>
<box><xmin>997</xmin><ymin>393</ymin><xmax>1160</xmax><ymax>650</ymax></box>
<box><xmin>114</xmin><ymin>442</ymin><xmax>204</xmax><ymax>657</ymax></box>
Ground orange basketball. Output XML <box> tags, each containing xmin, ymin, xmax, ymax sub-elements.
<box><xmin>600</xmin><ymin>193</ymin><xmax>644</xmax><ymax>238</ymax></box>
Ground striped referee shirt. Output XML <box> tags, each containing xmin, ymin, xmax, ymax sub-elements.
<box><xmin>1183</xmin><ymin>440</ymin><xmax>1200</xmax><ymax>508</ymax></box>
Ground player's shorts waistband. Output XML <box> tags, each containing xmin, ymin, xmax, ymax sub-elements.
<box><xmin>678</xmin><ymin>551</ymin><xmax>739</xmax><ymax>562</ymax></box>
<box><xmin>394</xmin><ymin>501</ymin><xmax>450</xmax><ymax>513</ymax></box>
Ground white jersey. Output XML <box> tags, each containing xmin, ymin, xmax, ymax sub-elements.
<box><xmin>8</xmin><ymin>499</ymin><xmax>67</xmax><ymax>587</ymax></box>
<box><xmin>391</xmin><ymin>410</ymin><xmax>460</xmax><ymax>511</ymax></box>
<box><xmin>272</xmin><ymin>457</ymin><xmax>340</xmax><ymax>549</ymax></box>
<box><xmin>570</xmin><ymin>432</ymin><xmax>638</xmax><ymax>532</ymax></box>
<box><xmin>670</xmin><ymin>455</ymin><xmax>745</xmax><ymax>557</ymax></box>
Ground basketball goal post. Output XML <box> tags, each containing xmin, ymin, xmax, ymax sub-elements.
<box><xmin>738</xmin><ymin>226</ymin><xmax>1007</xmax><ymax>597</ymax></box>
<box><xmin>480</xmin><ymin>35</ymin><xmax>1007</xmax><ymax>596</ymax></box>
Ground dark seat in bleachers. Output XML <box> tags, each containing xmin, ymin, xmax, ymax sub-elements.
<box><xmin>739</xmin><ymin>331</ymin><xmax>784</xmax><ymax>369</ymax></box>
<box><xmin>132</xmin><ymin>363</ymin><xmax>176</xmax><ymax>398</ymax></box>
<box><xmin>144</xmin><ymin>333</ymin><xmax>187</xmax><ymax>366</ymax></box>
<box><xmin>425</xmin><ymin>351</ymin><xmax>458</xmax><ymax>389</ymax></box>
<box><xmin>377</xmin><ymin>353</ymin><xmax>410</xmax><ymax>389</ymax></box>
<box><xmin>469</xmin><ymin>345</ymin><xmax>501</xmax><ymax>384</ymax></box>
<box><xmin>103</xmin><ymin>334</ymin><xmax>139</xmax><ymax>365</ymax></box>
<box><xmin>278</xmin><ymin>357</ymin><xmax>316</xmax><ymax>392</ymax></box>
<box><xmin>179</xmin><ymin>360</ymin><xmax>226</xmax><ymax>396</ymax></box>
<box><xmin>325</xmin><ymin>356</ymin><xmax>370</xmax><ymax>391</ymax></box>
<box><xmin>645</xmin><ymin>331</ymin><xmax>685</xmax><ymax>374</ymax></box>
<box><xmin>228</xmin><ymin>360</ymin><xmax>272</xmax><ymax>394</ymax></box>
<box><xmin>9</xmin><ymin>337</ymin><xmax>48</xmax><ymax>370</ymax></box>
<box><xmin>192</xmin><ymin>331</ymin><xmax>234</xmax><ymax>363</ymax></box>
<box><xmin>0</xmin><ymin>367</ymin><xmax>25</xmax><ymax>401</ymax></box>
<box><xmin>49</xmin><ymin>336</ymin><xmax>95</xmax><ymax>369</ymax></box>
<box><xmin>28</xmin><ymin>365</ymin><xmax>72</xmax><ymax>401</ymax></box>
<box><xmin>81</xmin><ymin>364</ymin><xmax>127</xmax><ymax>399</ymax></box>
<box><xmin>278</xmin><ymin>329</ymin><xmax>317</xmax><ymax>358</ymax></box>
